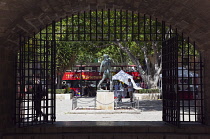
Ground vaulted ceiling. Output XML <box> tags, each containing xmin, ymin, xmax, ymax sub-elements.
<box><xmin>0</xmin><ymin>0</ymin><xmax>210</xmax><ymax>51</ymax></box>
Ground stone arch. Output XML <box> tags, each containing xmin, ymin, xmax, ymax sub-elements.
<box><xmin>1</xmin><ymin>0</ymin><xmax>210</xmax><ymax>52</ymax></box>
<box><xmin>1</xmin><ymin>0</ymin><xmax>210</xmax><ymax>131</ymax></box>
<box><xmin>14</xmin><ymin>10</ymin><xmax>205</xmax><ymax>126</ymax></box>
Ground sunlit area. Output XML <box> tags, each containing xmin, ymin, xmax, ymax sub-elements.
<box><xmin>54</xmin><ymin>40</ymin><xmax>163</xmax><ymax>121</ymax></box>
<box><xmin>16</xmin><ymin>10</ymin><xmax>203</xmax><ymax>126</ymax></box>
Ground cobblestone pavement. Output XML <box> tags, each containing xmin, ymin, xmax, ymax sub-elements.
<box><xmin>56</xmin><ymin>96</ymin><xmax>162</xmax><ymax>121</ymax></box>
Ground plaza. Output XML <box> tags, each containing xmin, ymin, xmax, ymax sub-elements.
<box><xmin>56</xmin><ymin>95</ymin><xmax>162</xmax><ymax>121</ymax></box>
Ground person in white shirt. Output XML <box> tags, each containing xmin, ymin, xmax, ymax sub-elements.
<box><xmin>127</xmin><ymin>78</ymin><xmax>134</xmax><ymax>102</ymax></box>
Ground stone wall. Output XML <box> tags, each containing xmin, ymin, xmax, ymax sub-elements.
<box><xmin>0</xmin><ymin>0</ymin><xmax>210</xmax><ymax>51</ymax></box>
<box><xmin>203</xmin><ymin>49</ymin><xmax>210</xmax><ymax>125</ymax></box>
<box><xmin>1</xmin><ymin>0</ymin><xmax>210</xmax><ymax>138</ymax></box>
<box><xmin>0</xmin><ymin>47</ymin><xmax>16</xmax><ymax>131</ymax></box>
<box><xmin>2</xmin><ymin>122</ymin><xmax>210</xmax><ymax>139</ymax></box>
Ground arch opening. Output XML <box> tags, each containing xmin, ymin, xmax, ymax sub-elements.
<box><xmin>15</xmin><ymin>10</ymin><xmax>204</xmax><ymax>127</ymax></box>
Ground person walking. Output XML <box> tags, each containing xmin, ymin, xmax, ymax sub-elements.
<box><xmin>127</xmin><ymin>78</ymin><xmax>134</xmax><ymax>102</ymax></box>
<box><xmin>33</xmin><ymin>76</ymin><xmax>47</xmax><ymax>122</ymax></box>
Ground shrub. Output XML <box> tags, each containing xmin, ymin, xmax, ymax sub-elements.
<box><xmin>56</xmin><ymin>89</ymin><xmax>66</xmax><ymax>94</ymax></box>
<box><xmin>137</xmin><ymin>89</ymin><xmax>159</xmax><ymax>93</ymax></box>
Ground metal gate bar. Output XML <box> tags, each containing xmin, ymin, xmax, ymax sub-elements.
<box><xmin>45</xmin><ymin>10</ymin><xmax>165</xmax><ymax>42</ymax></box>
<box><xmin>178</xmin><ymin>34</ymin><xmax>204</xmax><ymax>123</ymax></box>
<box><xmin>162</xmin><ymin>35</ymin><xmax>179</xmax><ymax>126</ymax></box>
<box><xmin>16</xmin><ymin>24</ymin><xmax>56</xmax><ymax>127</ymax></box>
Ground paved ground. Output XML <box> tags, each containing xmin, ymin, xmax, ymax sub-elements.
<box><xmin>56</xmin><ymin>96</ymin><xmax>162</xmax><ymax>121</ymax></box>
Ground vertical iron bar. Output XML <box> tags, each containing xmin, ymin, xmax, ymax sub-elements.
<box><xmin>90</xmin><ymin>10</ymin><xmax>92</xmax><ymax>41</ymax></box>
<box><xmin>72</xmin><ymin>14</ymin><xmax>74</xmax><ymax>41</ymax></box>
<box><xmin>150</xmin><ymin>16</ymin><xmax>152</xmax><ymax>41</ymax></box>
<box><xmin>176</xmin><ymin>29</ymin><xmax>180</xmax><ymax>126</ymax></box>
<box><xmin>44</xmin><ymin>30</ymin><xmax>48</xmax><ymax>123</ymax></box>
<box><xmin>132</xmin><ymin>11</ymin><xmax>134</xmax><ymax>41</ymax></box>
<box><xmin>60</xmin><ymin>18</ymin><xmax>62</xmax><ymax>41</ymax></box>
<box><xmin>18</xmin><ymin>35</ymin><xmax>23</xmax><ymax>127</ymax></box>
<box><xmin>52</xmin><ymin>20</ymin><xmax>56</xmax><ymax>123</ymax></box>
<box><xmin>96</xmin><ymin>10</ymin><xmax>98</xmax><ymax>41</ymax></box>
<box><xmin>46</xmin><ymin>24</ymin><xmax>49</xmax><ymax>123</ymax></box>
<box><xmin>155</xmin><ymin>18</ymin><xmax>158</xmax><ymax>41</ymax></box>
<box><xmin>24</xmin><ymin>35</ymin><xmax>27</xmax><ymax>125</ymax></box>
<box><xmin>187</xmin><ymin>37</ymin><xmax>190</xmax><ymax>122</ymax></box>
<box><xmin>162</xmin><ymin>21</ymin><xmax>165</xmax><ymax>41</ymax></box>
<box><xmin>193</xmin><ymin>41</ymin><xmax>197</xmax><ymax>121</ymax></box>
<box><xmin>39</xmin><ymin>32</ymin><xmax>44</xmax><ymax>123</ymax></box>
<box><xmin>181</xmin><ymin>32</ymin><xmax>184</xmax><ymax>122</ymax></box>
<box><xmin>21</xmin><ymin>36</ymin><xmax>25</xmax><ymax>126</ymax></box>
<box><xmin>126</xmin><ymin>10</ymin><xmax>128</xmax><ymax>41</ymax></box>
<box><xmin>15</xmin><ymin>35</ymin><xmax>19</xmax><ymax>125</ymax></box>
<box><xmin>108</xmin><ymin>9</ymin><xmax>110</xmax><ymax>41</ymax></box>
<box><xmin>200</xmin><ymin>54</ymin><xmax>204</xmax><ymax>123</ymax></box>
<box><xmin>144</xmin><ymin>14</ymin><xmax>146</xmax><ymax>41</ymax></box>
<box><xmin>39</xmin><ymin>28</ymin><xmax>43</xmax><ymax>123</ymax></box>
<box><xmin>114</xmin><ymin>9</ymin><xmax>117</xmax><ymax>41</ymax></box>
<box><xmin>27</xmin><ymin>36</ymin><xmax>30</xmax><ymax>124</ymax></box>
<box><xmin>66</xmin><ymin>16</ymin><xmax>69</xmax><ymax>41</ymax></box>
<box><xmin>138</xmin><ymin>12</ymin><xmax>140</xmax><ymax>41</ymax></box>
<box><xmin>120</xmin><ymin>10</ymin><xmax>122</xmax><ymax>41</ymax></box>
<box><xmin>32</xmin><ymin>35</ymin><xmax>36</xmax><ymax>125</ymax></box>
<box><xmin>84</xmin><ymin>11</ymin><xmax>86</xmax><ymax>41</ymax></box>
<box><xmin>41</xmin><ymin>28</ymin><xmax>46</xmax><ymax>123</ymax></box>
<box><xmin>102</xmin><ymin>9</ymin><xmax>104</xmax><ymax>41</ymax></box>
<box><xmin>25</xmin><ymin>37</ymin><xmax>28</xmax><ymax>126</ymax></box>
<box><xmin>78</xmin><ymin>12</ymin><xmax>80</xmax><ymax>41</ymax></box>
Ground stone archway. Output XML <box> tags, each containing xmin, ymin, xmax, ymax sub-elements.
<box><xmin>1</xmin><ymin>0</ymin><xmax>210</xmax><ymax>133</ymax></box>
<box><xmin>14</xmin><ymin>9</ymin><xmax>204</xmax><ymax>127</ymax></box>
<box><xmin>0</xmin><ymin>0</ymin><xmax>210</xmax><ymax>52</ymax></box>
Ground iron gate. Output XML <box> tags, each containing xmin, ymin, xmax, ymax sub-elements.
<box><xmin>162</xmin><ymin>36</ymin><xmax>180</xmax><ymax>126</ymax></box>
<box><xmin>162</xmin><ymin>34</ymin><xmax>204</xmax><ymax>125</ymax></box>
<box><xmin>15</xmin><ymin>35</ymin><xmax>56</xmax><ymax>127</ymax></box>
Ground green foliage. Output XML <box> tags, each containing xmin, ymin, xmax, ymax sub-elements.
<box><xmin>56</xmin><ymin>89</ymin><xmax>66</xmax><ymax>94</ymax></box>
<box><xmin>33</xmin><ymin>10</ymin><xmax>200</xmax><ymax>79</ymax></box>
<box><xmin>137</xmin><ymin>89</ymin><xmax>160</xmax><ymax>93</ymax></box>
<box><xmin>35</xmin><ymin>11</ymin><xmax>165</xmax><ymax>70</ymax></box>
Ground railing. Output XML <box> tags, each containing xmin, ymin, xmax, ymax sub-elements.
<box><xmin>71</xmin><ymin>96</ymin><xmax>140</xmax><ymax>110</ymax></box>
<box><xmin>72</xmin><ymin>97</ymin><xmax>96</xmax><ymax>110</ymax></box>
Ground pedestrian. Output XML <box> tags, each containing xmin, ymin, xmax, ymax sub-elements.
<box><xmin>141</xmin><ymin>81</ymin><xmax>145</xmax><ymax>88</ymax></box>
<box><xmin>83</xmin><ymin>84</ymin><xmax>88</xmax><ymax>96</ymax></box>
<box><xmin>123</xmin><ymin>83</ymin><xmax>128</xmax><ymax>98</ymax></box>
<box><xmin>33</xmin><ymin>76</ymin><xmax>47</xmax><ymax>122</ymax></box>
<box><xmin>120</xmin><ymin>82</ymin><xmax>126</xmax><ymax>98</ymax></box>
<box><xmin>114</xmin><ymin>81</ymin><xmax>119</xmax><ymax>98</ymax></box>
<box><xmin>86</xmin><ymin>84</ymin><xmax>92</xmax><ymax>97</ymax></box>
<box><xmin>117</xmin><ymin>82</ymin><xmax>123</xmax><ymax>102</ymax></box>
<box><xmin>127</xmin><ymin>78</ymin><xmax>134</xmax><ymax>102</ymax></box>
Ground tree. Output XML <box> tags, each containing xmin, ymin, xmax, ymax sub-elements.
<box><xmin>37</xmin><ymin>10</ymin><xmax>181</xmax><ymax>89</ymax></box>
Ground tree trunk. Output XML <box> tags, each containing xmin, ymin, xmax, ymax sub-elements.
<box><xmin>114</xmin><ymin>40</ymin><xmax>162</xmax><ymax>89</ymax></box>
